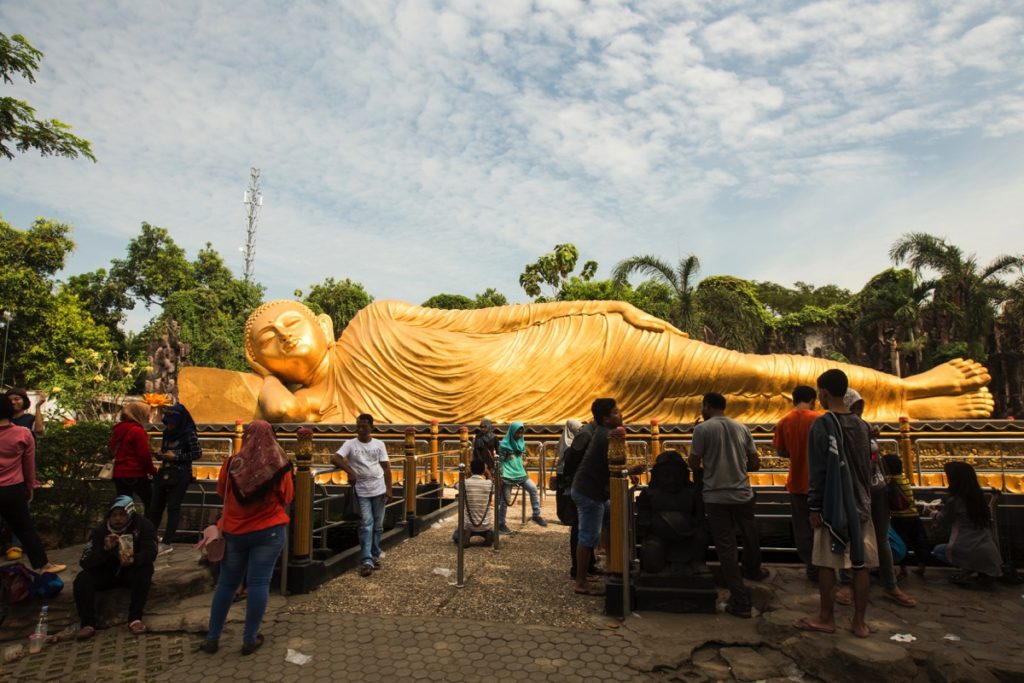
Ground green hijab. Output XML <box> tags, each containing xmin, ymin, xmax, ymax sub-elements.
<box><xmin>498</xmin><ymin>421</ymin><xmax>526</xmax><ymax>455</ymax></box>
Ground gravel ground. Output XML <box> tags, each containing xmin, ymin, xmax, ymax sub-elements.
<box><xmin>289</xmin><ymin>495</ymin><xmax>612</xmax><ymax>629</ymax></box>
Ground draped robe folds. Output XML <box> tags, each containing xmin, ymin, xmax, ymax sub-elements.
<box><xmin>179</xmin><ymin>299</ymin><xmax>985</xmax><ymax>425</ymax></box>
<box><xmin>310</xmin><ymin>300</ymin><xmax>905</xmax><ymax>425</ymax></box>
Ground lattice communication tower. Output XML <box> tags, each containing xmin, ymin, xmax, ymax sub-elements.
<box><xmin>242</xmin><ymin>167</ymin><xmax>263</xmax><ymax>283</ymax></box>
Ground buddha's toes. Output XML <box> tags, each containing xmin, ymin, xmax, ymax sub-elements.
<box><xmin>904</xmin><ymin>358</ymin><xmax>991</xmax><ymax>400</ymax></box>
<box><xmin>906</xmin><ymin>387</ymin><xmax>994</xmax><ymax>419</ymax></box>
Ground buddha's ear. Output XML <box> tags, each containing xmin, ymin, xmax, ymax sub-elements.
<box><xmin>316</xmin><ymin>313</ymin><xmax>335</xmax><ymax>343</ymax></box>
<box><xmin>245</xmin><ymin>347</ymin><xmax>272</xmax><ymax>377</ymax></box>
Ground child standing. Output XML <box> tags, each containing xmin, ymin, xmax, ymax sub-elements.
<box><xmin>882</xmin><ymin>455</ymin><xmax>930</xmax><ymax>578</ymax></box>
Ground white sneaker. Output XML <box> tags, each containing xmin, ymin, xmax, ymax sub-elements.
<box><xmin>158</xmin><ymin>543</ymin><xmax>174</xmax><ymax>555</ymax></box>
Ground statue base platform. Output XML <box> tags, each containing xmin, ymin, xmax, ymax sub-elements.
<box><xmin>605</xmin><ymin>572</ymin><xmax>718</xmax><ymax>616</ymax></box>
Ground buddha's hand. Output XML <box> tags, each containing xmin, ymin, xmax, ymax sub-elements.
<box><xmin>258</xmin><ymin>376</ymin><xmax>310</xmax><ymax>422</ymax></box>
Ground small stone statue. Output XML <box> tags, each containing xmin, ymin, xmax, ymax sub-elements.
<box><xmin>145</xmin><ymin>320</ymin><xmax>190</xmax><ymax>401</ymax></box>
<box><xmin>636</xmin><ymin>451</ymin><xmax>709</xmax><ymax>578</ymax></box>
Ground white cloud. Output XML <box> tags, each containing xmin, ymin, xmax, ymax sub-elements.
<box><xmin>0</xmin><ymin>0</ymin><xmax>1021</xmax><ymax>323</ymax></box>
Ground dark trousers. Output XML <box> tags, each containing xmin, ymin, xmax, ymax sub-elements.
<box><xmin>73</xmin><ymin>563</ymin><xmax>154</xmax><ymax>627</ymax></box>
<box><xmin>147</xmin><ymin>471</ymin><xmax>190</xmax><ymax>543</ymax></box>
<box><xmin>789</xmin><ymin>493</ymin><xmax>814</xmax><ymax>568</ymax></box>
<box><xmin>114</xmin><ymin>477</ymin><xmax>153</xmax><ymax>514</ymax></box>
<box><xmin>705</xmin><ymin>499</ymin><xmax>761</xmax><ymax>608</ymax></box>
<box><xmin>891</xmin><ymin>516</ymin><xmax>931</xmax><ymax>567</ymax></box>
<box><xmin>0</xmin><ymin>483</ymin><xmax>48</xmax><ymax>568</ymax></box>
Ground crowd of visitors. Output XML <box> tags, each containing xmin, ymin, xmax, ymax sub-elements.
<box><xmin>0</xmin><ymin>371</ymin><xmax>1012</xmax><ymax>651</ymax></box>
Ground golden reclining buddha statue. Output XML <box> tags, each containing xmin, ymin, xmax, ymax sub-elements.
<box><xmin>179</xmin><ymin>299</ymin><xmax>994</xmax><ymax>424</ymax></box>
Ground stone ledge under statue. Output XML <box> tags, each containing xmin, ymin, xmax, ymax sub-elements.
<box><xmin>179</xmin><ymin>298</ymin><xmax>995</xmax><ymax>425</ymax></box>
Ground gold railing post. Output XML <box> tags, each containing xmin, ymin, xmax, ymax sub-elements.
<box><xmin>899</xmin><ymin>416</ymin><xmax>916</xmax><ymax>485</ymax></box>
<box><xmin>291</xmin><ymin>427</ymin><xmax>313</xmax><ymax>561</ymax></box>
<box><xmin>459</xmin><ymin>425</ymin><xmax>470</xmax><ymax>470</ymax></box>
<box><xmin>232</xmin><ymin>419</ymin><xmax>244</xmax><ymax>458</ymax></box>
<box><xmin>404</xmin><ymin>426</ymin><xmax>417</xmax><ymax>527</ymax></box>
<box><xmin>607</xmin><ymin>426</ymin><xmax>627</xmax><ymax>574</ymax></box>
<box><xmin>650</xmin><ymin>419</ymin><xmax>661</xmax><ymax>460</ymax></box>
<box><xmin>430</xmin><ymin>419</ymin><xmax>440</xmax><ymax>482</ymax></box>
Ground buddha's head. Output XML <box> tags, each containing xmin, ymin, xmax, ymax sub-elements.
<box><xmin>244</xmin><ymin>300</ymin><xmax>335</xmax><ymax>384</ymax></box>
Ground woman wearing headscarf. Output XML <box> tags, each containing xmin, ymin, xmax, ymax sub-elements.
<box><xmin>147</xmin><ymin>404</ymin><xmax>202</xmax><ymax>553</ymax></box>
<box><xmin>200</xmin><ymin>420</ymin><xmax>293</xmax><ymax>656</ymax></box>
<box><xmin>496</xmin><ymin>421</ymin><xmax>546</xmax><ymax>533</ymax></box>
<box><xmin>111</xmin><ymin>402</ymin><xmax>158</xmax><ymax>512</ymax></box>
<box><xmin>74</xmin><ymin>496</ymin><xmax>158</xmax><ymax>639</ymax></box>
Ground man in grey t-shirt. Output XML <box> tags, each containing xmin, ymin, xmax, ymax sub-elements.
<box><xmin>689</xmin><ymin>392</ymin><xmax>766</xmax><ymax>617</ymax></box>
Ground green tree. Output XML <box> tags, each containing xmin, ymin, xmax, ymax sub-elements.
<box><xmin>754</xmin><ymin>280</ymin><xmax>852</xmax><ymax>316</ymax></box>
<box><xmin>109</xmin><ymin>222</ymin><xmax>193</xmax><ymax>308</ymax></box>
<box><xmin>612</xmin><ymin>254</ymin><xmax>701</xmax><ymax>334</ymax></box>
<box><xmin>422</xmin><ymin>293</ymin><xmax>475</xmax><ymax>310</ymax></box>
<box><xmin>890</xmin><ymin>232</ymin><xmax>1023</xmax><ymax>358</ymax></box>
<box><xmin>519</xmin><ymin>244</ymin><xmax>597</xmax><ymax>300</ymax></box>
<box><xmin>20</xmin><ymin>290</ymin><xmax>115</xmax><ymax>386</ymax></box>
<box><xmin>473</xmin><ymin>288</ymin><xmax>508</xmax><ymax>308</ymax></box>
<box><xmin>303</xmin><ymin>277</ymin><xmax>373</xmax><ymax>332</ymax></box>
<box><xmin>1</xmin><ymin>32</ymin><xmax>95</xmax><ymax>161</ymax></box>
<box><xmin>693</xmin><ymin>276</ymin><xmax>774</xmax><ymax>352</ymax></box>
<box><xmin>854</xmin><ymin>268</ymin><xmax>929</xmax><ymax>373</ymax></box>
<box><xmin>64</xmin><ymin>268</ymin><xmax>132</xmax><ymax>350</ymax></box>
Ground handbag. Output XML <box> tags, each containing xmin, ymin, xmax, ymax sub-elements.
<box><xmin>97</xmin><ymin>462</ymin><xmax>115</xmax><ymax>480</ymax></box>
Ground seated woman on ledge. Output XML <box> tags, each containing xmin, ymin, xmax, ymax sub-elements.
<box><xmin>182</xmin><ymin>298</ymin><xmax>994</xmax><ymax>424</ymax></box>
<box><xmin>930</xmin><ymin>461</ymin><xmax>1002</xmax><ymax>587</ymax></box>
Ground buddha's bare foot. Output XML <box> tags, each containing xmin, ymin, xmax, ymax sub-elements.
<box><xmin>906</xmin><ymin>387</ymin><xmax>994</xmax><ymax>419</ymax></box>
<box><xmin>904</xmin><ymin>359</ymin><xmax>990</xmax><ymax>400</ymax></box>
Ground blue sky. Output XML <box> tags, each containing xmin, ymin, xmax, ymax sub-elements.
<box><xmin>2</xmin><ymin>1</ymin><xmax>1022</xmax><ymax>330</ymax></box>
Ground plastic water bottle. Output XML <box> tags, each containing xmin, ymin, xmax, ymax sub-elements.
<box><xmin>28</xmin><ymin>606</ymin><xmax>47</xmax><ymax>654</ymax></box>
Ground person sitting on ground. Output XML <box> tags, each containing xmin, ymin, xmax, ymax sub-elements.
<box><xmin>931</xmin><ymin>461</ymin><xmax>1002</xmax><ymax>587</ymax></box>
<box><xmin>0</xmin><ymin>394</ymin><xmax>65</xmax><ymax>574</ymax></box>
<box><xmin>637</xmin><ymin>451</ymin><xmax>708</xmax><ymax>577</ymax></box>
<box><xmin>331</xmin><ymin>413</ymin><xmax>392</xmax><ymax>577</ymax></box>
<box><xmin>201</xmin><ymin>420</ymin><xmax>294</xmax><ymax>655</ymax></box>
<box><xmin>452</xmin><ymin>459</ymin><xmax>494</xmax><ymax>547</ymax></box>
<box><xmin>4</xmin><ymin>389</ymin><xmax>45</xmax><ymax>561</ymax></box>
<box><xmin>571</xmin><ymin>398</ymin><xmax>622</xmax><ymax>596</ymax></box>
<box><xmin>496</xmin><ymin>421</ymin><xmax>547</xmax><ymax>532</ymax></box>
<box><xmin>689</xmin><ymin>392</ymin><xmax>767</xmax><ymax>619</ymax></box>
<box><xmin>471</xmin><ymin>419</ymin><xmax>498</xmax><ymax>478</ymax></box>
<box><xmin>883</xmin><ymin>455</ymin><xmax>930</xmax><ymax>579</ymax></box>
<box><xmin>147</xmin><ymin>404</ymin><xmax>202</xmax><ymax>554</ymax></box>
<box><xmin>795</xmin><ymin>369</ymin><xmax>878</xmax><ymax>639</ymax></box>
<box><xmin>74</xmin><ymin>496</ymin><xmax>157</xmax><ymax>639</ymax></box>
<box><xmin>835</xmin><ymin>390</ymin><xmax>916</xmax><ymax>608</ymax></box>
<box><xmin>111</xmin><ymin>401</ymin><xmax>158</xmax><ymax>514</ymax></box>
<box><xmin>773</xmin><ymin>385</ymin><xmax>819</xmax><ymax>582</ymax></box>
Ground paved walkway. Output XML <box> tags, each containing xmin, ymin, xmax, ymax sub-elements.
<box><xmin>4</xmin><ymin>498</ymin><xmax>1024</xmax><ymax>682</ymax></box>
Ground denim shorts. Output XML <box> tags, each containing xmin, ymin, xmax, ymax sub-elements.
<box><xmin>571</xmin><ymin>488</ymin><xmax>608</xmax><ymax>549</ymax></box>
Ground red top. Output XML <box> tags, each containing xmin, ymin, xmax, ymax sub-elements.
<box><xmin>773</xmin><ymin>407</ymin><xmax>819</xmax><ymax>494</ymax></box>
<box><xmin>110</xmin><ymin>421</ymin><xmax>158</xmax><ymax>478</ymax></box>
<box><xmin>0</xmin><ymin>424</ymin><xmax>36</xmax><ymax>489</ymax></box>
<box><xmin>217</xmin><ymin>457</ymin><xmax>294</xmax><ymax>535</ymax></box>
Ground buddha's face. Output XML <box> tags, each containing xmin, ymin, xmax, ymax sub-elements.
<box><xmin>248</xmin><ymin>305</ymin><xmax>331</xmax><ymax>383</ymax></box>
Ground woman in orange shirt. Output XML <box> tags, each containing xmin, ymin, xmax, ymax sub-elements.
<box><xmin>200</xmin><ymin>420</ymin><xmax>293</xmax><ymax>656</ymax></box>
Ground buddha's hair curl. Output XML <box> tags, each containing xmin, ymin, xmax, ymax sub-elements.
<box><xmin>244</xmin><ymin>299</ymin><xmax>319</xmax><ymax>361</ymax></box>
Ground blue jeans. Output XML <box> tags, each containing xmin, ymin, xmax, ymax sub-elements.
<box><xmin>499</xmin><ymin>477</ymin><xmax>541</xmax><ymax>524</ymax></box>
<box><xmin>358</xmin><ymin>494</ymin><xmax>386</xmax><ymax>566</ymax></box>
<box><xmin>571</xmin><ymin>488</ymin><xmax>608</xmax><ymax>549</ymax></box>
<box><xmin>932</xmin><ymin>543</ymin><xmax>949</xmax><ymax>565</ymax></box>
<box><xmin>206</xmin><ymin>524</ymin><xmax>286</xmax><ymax>645</ymax></box>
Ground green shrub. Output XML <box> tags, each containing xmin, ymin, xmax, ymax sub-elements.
<box><xmin>34</xmin><ymin>421</ymin><xmax>115</xmax><ymax>547</ymax></box>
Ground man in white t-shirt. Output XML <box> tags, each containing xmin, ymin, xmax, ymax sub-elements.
<box><xmin>331</xmin><ymin>413</ymin><xmax>392</xmax><ymax>577</ymax></box>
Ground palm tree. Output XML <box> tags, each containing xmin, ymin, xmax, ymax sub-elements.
<box><xmin>889</xmin><ymin>232</ymin><xmax>1024</xmax><ymax>355</ymax></box>
<box><xmin>612</xmin><ymin>254</ymin><xmax>701</xmax><ymax>333</ymax></box>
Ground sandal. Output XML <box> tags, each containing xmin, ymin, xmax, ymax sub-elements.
<box><xmin>883</xmin><ymin>589</ymin><xmax>917</xmax><ymax>608</ymax></box>
<box><xmin>834</xmin><ymin>587</ymin><xmax>853</xmax><ymax>606</ymax></box>
<box><xmin>41</xmin><ymin>562</ymin><xmax>67</xmax><ymax>574</ymax></box>
<box><xmin>77</xmin><ymin>626</ymin><xmax>96</xmax><ymax>641</ymax></box>
<box><xmin>241</xmin><ymin>634</ymin><xmax>264</xmax><ymax>656</ymax></box>
<box><xmin>793</xmin><ymin>617</ymin><xmax>835</xmax><ymax>634</ymax></box>
<box><xmin>129</xmin><ymin>620</ymin><xmax>147</xmax><ymax>635</ymax></box>
<box><xmin>574</xmin><ymin>585</ymin><xmax>605</xmax><ymax>596</ymax></box>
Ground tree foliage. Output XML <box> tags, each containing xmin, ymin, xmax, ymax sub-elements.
<box><xmin>303</xmin><ymin>277</ymin><xmax>373</xmax><ymax>332</ymax></box>
<box><xmin>612</xmin><ymin>254</ymin><xmax>701</xmax><ymax>334</ymax></box>
<box><xmin>422</xmin><ymin>293</ymin><xmax>475</xmax><ymax>310</ymax></box>
<box><xmin>694</xmin><ymin>276</ymin><xmax>774</xmax><ymax>353</ymax></box>
<box><xmin>519</xmin><ymin>244</ymin><xmax>597</xmax><ymax>300</ymax></box>
<box><xmin>473</xmin><ymin>288</ymin><xmax>508</xmax><ymax>308</ymax></box>
<box><xmin>1</xmin><ymin>32</ymin><xmax>95</xmax><ymax>161</ymax></box>
<box><xmin>109</xmin><ymin>222</ymin><xmax>193</xmax><ymax>308</ymax></box>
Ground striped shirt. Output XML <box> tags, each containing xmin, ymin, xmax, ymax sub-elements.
<box><xmin>462</xmin><ymin>475</ymin><xmax>493</xmax><ymax>531</ymax></box>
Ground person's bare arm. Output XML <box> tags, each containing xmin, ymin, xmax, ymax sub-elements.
<box><xmin>381</xmin><ymin>461</ymin><xmax>393</xmax><ymax>500</ymax></box>
<box><xmin>330</xmin><ymin>453</ymin><xmax>357</xmax><ymax>483</ymax></box>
